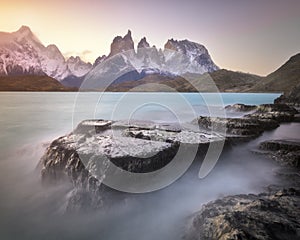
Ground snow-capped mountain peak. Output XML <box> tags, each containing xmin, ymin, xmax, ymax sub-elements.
<box><xmin>164</xmin><ymin>39</ymin><xmax>218</xmax><ymax>73</ymax></box>
<box><xmin>85</xmin><ymin>33</ymin><xmax>219</xmax><ymax>89</ymax></box>
<box><xmin>0</xmin><ymin>26</ymin><xmax>92</xmax><ymax>80</ymax></box>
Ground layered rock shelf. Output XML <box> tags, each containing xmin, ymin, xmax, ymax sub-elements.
<box><xmin>259</xmin><ymin>140</ymin><xmax>300</xmax><ymax>168</ymax></box>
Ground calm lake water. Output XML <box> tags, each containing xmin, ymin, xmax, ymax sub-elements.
<box><xmin>0</xmin><ymin>92</ymin><xmax>286</xmax><ymax>240</ymax></box>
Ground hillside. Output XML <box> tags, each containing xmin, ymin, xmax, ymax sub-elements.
<box><xmin>106</xmin><ymin>69</ymin><xmax>262</xmax><ymax>92</ymax></box>
<box><xmin>0</xmin><ymin>75</ymin><xmax>77</xmax><ymax>91</ymax></box>
<box><xmin>249</xmin><ymin>53</ymin><xmax>300</xmax><ymax>93</ymax></box>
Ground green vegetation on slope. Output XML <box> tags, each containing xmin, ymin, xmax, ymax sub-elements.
<box><xmin>0</xmin><ymin>75</ymin><xmax>77</xmax><ymax>91</ymax></box>
<box><xmin>249</xmin><ymin>53</ymin><xmax>300</xmax><ymax>93</ymax></box>
<box><xmin>106</xmin><ymin>69</ymin><xmax>262</xmax><ymax>92</ymax></box>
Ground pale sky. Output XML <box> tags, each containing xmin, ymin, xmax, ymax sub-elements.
<box><xmin>0</xmin><ymin>0</ymin><xmax>300</xmax><ymax>76</ymax></box>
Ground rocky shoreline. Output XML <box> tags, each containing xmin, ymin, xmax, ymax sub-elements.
<box><xmin>39</xmin><ymin>93</ymin><xmax>300</xmax><ymax>238</ymax></box>
<box><xmin>183</xmin><ymin>93</ymin><xmax>300</xmax><ymax>240</ymax></box>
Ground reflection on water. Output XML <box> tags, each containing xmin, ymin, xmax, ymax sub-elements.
<box><xmin>0</xmin><ymin>92</ymin><xmax>283</xmax><ymax>240</ymax></box>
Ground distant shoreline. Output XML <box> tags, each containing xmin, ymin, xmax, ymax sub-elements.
<box><xmin>0</xmin><ymin>90</ymin><xmax>283</xmax><ymax>94</ymax></box>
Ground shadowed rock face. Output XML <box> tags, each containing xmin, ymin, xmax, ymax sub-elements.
<box><xmin>109</xmin><ymin>30</ymin><xmax>135</xmax><ymax>57</ymax></box>
<box><xmin>137</xmin><ymin>37</ymin><xmax>150</xmax><ymax>49</ymax></box>
<box><xmin>184</xmin><ymin>188</ymin><xmax>300</xmax><ymax>240</ymax></box>
<box><xmin>275</xmin><ymin>84</ymin><xmax>300</xmax><ymax>107</ymax></box>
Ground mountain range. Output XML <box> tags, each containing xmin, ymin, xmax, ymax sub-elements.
<box><xmin>0</xmin><ymin>26</ymin><xmax>299</xmax><ymax>93</ymax></box>
<box><xmin>0</xmin><ymin>27</ymin><xmax>219</xmax><ymax>88</ymax></box>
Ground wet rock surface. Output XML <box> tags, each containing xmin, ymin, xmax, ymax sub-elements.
<box><xmin>195</xmin><ymin>103</ymin><xmax>298</xmax><ymax>139</ymax></box>
<box><xmin>258</xmin><ymin>140</ymin><xmax>300</xmax><ymax>168</ymax></box>
<box><xmin>184</xmin><ymin>188</ymin><xmax>300</xmax><ymax>240</ymax></box>
<box><xmin>194</xmin><ymin>116</ymin><xmax>277</xmax><ymax>138</ymax></box>
<box><xmin>245</xmin><ymin>104</ymin><xmax>298</xmax><ymax>122</ymax></box>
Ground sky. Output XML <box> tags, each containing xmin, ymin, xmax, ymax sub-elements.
<box><xmin>0</xmin><ymin>0</ymin><xmax>300</xmax><ymax>76</ymax></box>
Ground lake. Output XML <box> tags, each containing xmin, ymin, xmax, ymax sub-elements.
<box><xmin>0</xmin><ymin>92</ymin><xmax>286</xmax><ymax>240</ymax></box>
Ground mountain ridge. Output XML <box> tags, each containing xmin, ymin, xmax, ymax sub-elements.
<box><xmin>249</xmin><ymin>53</ymin><xmax>300</xmax><ymax>93</ymax></box>
<box><xmin>0</xmin><ymin>26</ymin><xmax>219</xmax><ymax>87</ymax></box>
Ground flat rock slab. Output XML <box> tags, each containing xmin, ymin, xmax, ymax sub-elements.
<box><xmin>225</xmin><ymin>103</ymin><xmax>257</xmax><ymax>112</ymax></box>
<box><xmin>41</xmin><ymin>119</ymin><xmax>224</xmax><ymax>182</ymax></box>
<box><xmin>259</xmin><ymin>139</ymin><xmax>300</xmax><ymax>152</ymax></box>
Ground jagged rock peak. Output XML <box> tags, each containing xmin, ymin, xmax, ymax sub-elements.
<box><xmin>93</xmin><ymin>55</ymin><xmax>106</xmax><ymax>66</ymax></box>
<box><xmin>164</xmin><ymin>38</ymin><xmax>207</xmax><ymax>54</ymax></box>
<box><xmin>12</xmin><ymin>25</ymin><xmax>41</xmax><ymax>43</ymax></box>
<box><xmin>46</xmin><ymin>44</ymin><xmax>60</xmax><ymax>52</ymax></box>
<box><xmin>137</xmin><ymin>37</ymin><xmax>150</xmax><ymax>48</ymax></box>
<box><xmin>16</xmin><ymin>25</ymin><xmax>32</xmax><ymax>34</ymax></box>
<box><xmin>163</xmin><ymin>38</ymin><xmax>219</xmax><ymax>72</ymax></box>
<box><xmin>67</xmin><ymin>56</ymin><xmax>80</xmax><ymax>61</ymax></box>
<box><xmin>66</xmin><ymin>56</ymin><xmax>92</xmax><ymax>77</ymax></box>
<box><xmin>124</xmin><ymin>29</ymin><xmax>132</xmax><ymax>39</ymax></box>
<box><xmin>109</xmin><ymin>30</ymin><xmax>134</xmax><ymax>57</ymax></box>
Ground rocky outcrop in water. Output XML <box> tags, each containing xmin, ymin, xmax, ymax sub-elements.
<box><xmin>258</xmin><ymin>140</ymin><xmax>300</xmax><ymax>168</ymax></box>
<box><xmin>41</xmin><ymin>102</ymin><xmax>299</xmax><ymax>212</ymax></box>
<box><xmin>40</xmin><ymin>119</ymin><xmax>225</xmax><ymax>210</ymax></box>
<box><xmin>194</xmin><ymin>116</ymin><xmax>279</xmax><ymax>138</ymax></box>
<box><xmin>195</xmin><ymin>103</ymin><xmax>298</xmax><ymax>139</ymax></box>
<box><xmin>184</xmin><ymin>188</ymin><xmax>300</xmax><ymax>240</ymax></box>
<box><xmin>184</xmin><ymin>103</ymin><xmax>300</xmax><ymax>240</ymax></box>
<box><xmin>245</xmin><ymin>104</ymin><xmax>298</xmax><ymax>122</ymax></box>
<box><xmin>225</xmin><ymin>103</ymin><xmax>257</xmax><ymax>112</ymax></box>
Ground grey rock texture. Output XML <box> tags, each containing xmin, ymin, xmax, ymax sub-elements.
<box><xmin>259</xmin><ymin>140</ymin><xmax>300</xmax><ymax>168</ymax></box>
<box><xmin>40</xmin><ymin>119</ymin><xmax>224</xmax><ymax>210</ymax></box>
<box><xmin>184</xmin><ymin>188</ymin><xmax>300</xmax><ymax>240</ymax></box>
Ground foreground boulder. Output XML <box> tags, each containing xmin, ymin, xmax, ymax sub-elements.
<box><xmin>184</xmin><ymin>188</ymin><xmax>300</xmax><ymax>240</ymax></box>
<box><xmin>41</xmin><ymin>119</ymin><xmax>223</xmax><ymax>178</ymax></box>
<box><xmin>40</xmin><ymin>119</ymin><xmax>224</xmax><ymax>210</ymax></box>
